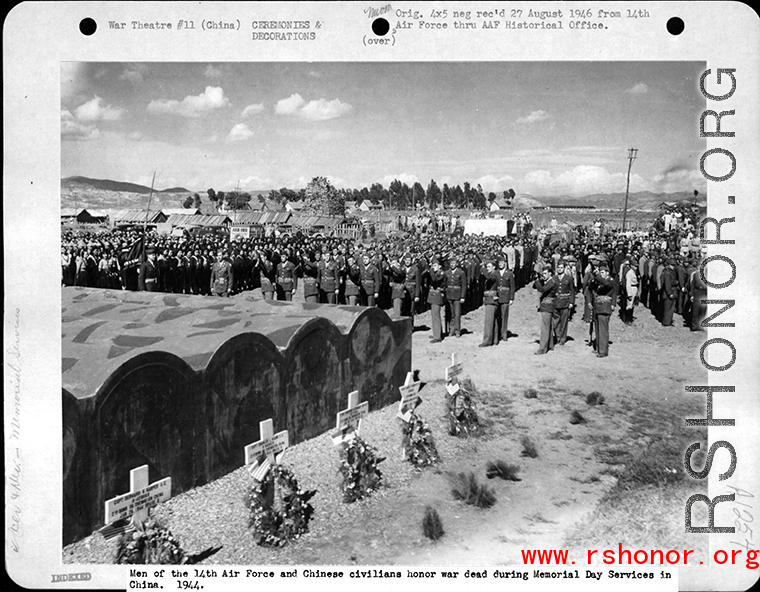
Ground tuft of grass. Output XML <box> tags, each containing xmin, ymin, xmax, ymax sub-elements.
<box><xmin>586</xmin><ymin>391</ymin><xmax>605</xmax><ymax>406</ymax></box>
<box><xmin>520</xmin><ymin>435</ymin><xmax>539</xmax><ymax>458</ymax></box>
<box><xmin>450</xmin><ymin>472</ymin><xmax>497</xmax><ymax>509</ymax></box>
<box><xmin>485</xmin><ymin>460</ymin><xmax>522</xmax><ymax>481</ymax></box>
<box><xmin>422</xmin><ymin>506</ymin><xmax>445</xmax><ymax>541</ymax></box>
<box><xmin>523</xmin><ymin>388</ymin><xmax>538</xmax><ymax>399</ymax></box>
<box><xmin>569</xmin><ymin>410</ymin><xmax>587</xmax><ymax>425</ymax></box>
<box><xmin>547</xmin><ymin>431</ymin><xmax>573</xmax><ymax>441</ymax></box>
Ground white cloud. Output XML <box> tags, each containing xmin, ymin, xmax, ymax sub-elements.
<box><xmin>204</xmin><ymin>65</ymin><xmax>223</xmax><ymax>78</ymax></box>
<box><xmin>299</xmin><ymin>98</ymin><xmax>353</xmax><ymax>121</ymax></box>
<box><xmin>515</xmin><ymin>110</ymin><xmax>551</xmax><ymax>125</ymax></box>
<box><xmin>74</xmin><ymin>96</ymin><xmax>124</xmax><ymax>121</ymax></box>
<box><xmin>275</xmin><ymin>93</ymin><xmax>306</xmax><ymax>115</ymax></box>
<box><xmin>275</xmin><ymin>93</ymin><xmax>352</xmax><ymax>121</ymax></box>
<box><xmin>61</xmin><ymin>109</ymin><xmax>100</xmax><ymax>141</ymax></box>
<box><xmin>120</xmin><ymin>64</ymin><xmax>148</xmax><ymax>84</ymax></box>
<box><xmin>227</xmin><ymin>123</ymin><xmax>255</xmax><ymax>142</ymax></box>
<box><xmin>473</xmin><ymin>174</ymin><xmax>516</xmax><ymax>192</ymax></box>
<box><xmin>241</xmin><ymin>103</ymin><xmax>265</xmax><ymax>118</ymax></box>
<box><xmin>61</xmin><ymin>63</ymin><xmax>88</xmax><ymax>100</ymax></box>
<box><xmin>652</xmin><ymin>168</ymin><xmax>706</xmax><ymax>194</ymax></box>
<box><xmin>239</xmin><ymin>175</ymin><xmax>274</xmax><ymax>189</ymax></box>
<box><xmin>518</xmin><ymin>165</ymin><xmax>648</xmax><ymax>197</ymax></box>
<box><xmin>381</xmin><ymin>173</ymin><xmax>419</xmax><ymax>186</ymax></box>
<box><xmin>626</xmin><ymin>83</ymin><xmax>649</xmax><ymax>94</ymax></box>
<box><xmin>147</xmin><ymin>86</ymin><xmax>230</xmax><ymax>118</ymax></box>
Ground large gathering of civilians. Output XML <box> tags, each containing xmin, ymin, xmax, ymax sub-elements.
<box><xmin>62</xmin><ymin>205</ymin><xmax>707</xmax><ymax>358</ymax></box>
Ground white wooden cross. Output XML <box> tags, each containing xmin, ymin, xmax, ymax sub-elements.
<box><xmin>104</xmin><ymin>465</ymin><xmax>171</xmax><ymax>530</ymax></box>
<box><xmin>445</xmin><ymin>353</ymin><xmax>462</xmax><ymax>395</ymax></box>
<box><xmin>397</xmin><ymin>371</ymin><xmax>423</xmax><ymax>422</ymax></box>
<box><xmin>331</xmin><ymin>390</ymin><xmax>369</xmax><ymax>445</ymax></box>
<box><xmin>244</xmin><ymin>419</ymin><xmax>289</xmax><ymax>482</ymax></box>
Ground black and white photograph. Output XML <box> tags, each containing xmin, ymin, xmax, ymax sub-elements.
<box><xmin>5</xmin><ymin>3</ymin><xmax>760</xmax><ymax>591</ymax></box>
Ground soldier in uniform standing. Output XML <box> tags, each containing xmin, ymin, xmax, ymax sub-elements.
<box><xmin>533</xmin><ymin>264</ymin><xmax>557</xmax><ymax>355</ymax></box>
<box><xmin>387</xmin><ymin>254</ymin><xmax>406</xmax><ymax>317</ymax></box>
<box><xmin>553</xmin><ymin>259</ymin><xmax>576</xmax><ymax>345</ymax></box>
<box><xmin>210</xmin><ymin>249</ymin><xmax>234</xmax><ymax>297</ymax></box>
<box><xmin>426</xmin><ymin>258</ymin><xmax>446</xmax><ymax>343</ymax></box>
<box><xmin>276</xmin><ymin>248</ymin><xmax>298</xmax><ymax>301</ymax></box>
<box><xmin>445</xmin><ymin>256</ymin><xmax>467</xmax><ymax>338</ymax></box>
<box><xmin>319</xmin><ymin>249</ymin><xmax>340</xmax><ymax>304</ymax></box>
<box><xmin>344</xmin><ymin>253</ymin><xmax>362</xmax><ymax>306</ymax></box>
<box><xmin>660</xmin><ymin>258</ymin><xmax>678</xmax><ymax>326</ymax></box>
<box><xmin>360</xmin><ymin>253</ymin><xmax>381</xmax><ymax>307</ymax></box>
<box><xmin>689</xmin><ymin>259</ymin><xmax>707</xmax><ymax>331</ymax></box>
<box><xmin>403</xmin><ymin>253</ymin><xmax>421</xmax><ymax>317</ymax></box>
<box><xmin>138</xmin><ymin>248</ymin><xmax>159</xmax><ymax>292</ymax></box>
<box><xmin>591</xmin><ymin>263</ymin><xmax>615</xmax><ymax>357</ymax></box>
<box><xmin>299</xmin><ymin>251</ymin><xmax>320</xmax><ymax>303</ymax></box>
<box><xmin>495</xmin><ymin>257</ymin><xmax>515</xmax><ymax>343</ymax></box>
<box><xmin>257</xmin><ymin>250</ymin><xmax>276</xmax><ymax>300</ymax></box>
<box><xmin>479</xmin><ymin>260</ymin><xmax>500</xmax><ymax>347</ymax></box>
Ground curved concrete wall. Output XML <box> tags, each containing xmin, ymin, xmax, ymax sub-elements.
<box><xmin>62</xmin><ymin>289</ymin><xmax>411</xmax><ymax>545</ymax></box>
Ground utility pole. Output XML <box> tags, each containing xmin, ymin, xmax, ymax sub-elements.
<box><xmin>622</xmin><ymin>148</ymin><xmax>638</xmax><ymax>232</ymax></box>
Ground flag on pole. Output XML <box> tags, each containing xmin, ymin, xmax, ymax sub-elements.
<box><xmin>122</xmin><ymin>236</ymin><xmax>145</xmax><ymax>270</ymax></box>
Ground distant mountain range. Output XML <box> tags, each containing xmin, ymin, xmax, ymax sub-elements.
<box><xmin>61</xmin><ymin>176</ymin><xmax>699</xmax><ymax>212</ymax></box>
<box><xmin>62</xmin><ymin>176</ymin><xmax>190</xmax><ymax>194</ymax></box>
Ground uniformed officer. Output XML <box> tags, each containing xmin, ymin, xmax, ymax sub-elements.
<box><xmin>300</xmin><ymin>251</ymin><xmax>320</xmax><ymax>303</ymax></box>
<box><xmin>319</xmin><ymin>250</ymin><xmax>340</xmax><ymax>304</ymax></box>
<box><xmin>533</xmin><ymin>264</ymin><xmax>557</xmax><ymax>355</ymax></box>
<box><xmin>210</xmin><ymin>249</ymin><xmax>234</xmax><ymax>297</ymax></box>
<box><xmin>257</xmin><ymin>250</ymin><xmax>276</xmax><ymax>300</ymax></box>
<box><xmin>138</xmin><ymin>248</ymin><xmax>159</xmax><ymax>292</ymax></box>
<box><xmin>276</xmin><ymin>249</ymin><xmax>298</xmax><ymax>301</ymax></box>
<box><xmin>591</xmin><ymin>263</ymin><xmax>615</xmax><ymax>357</ymax></box>
<box><xmin>553</xmin><ymin>259</ymin><xmax>576</xmax><ymax>346</ymax></box>
<box><xmin>360</xmin><ymin>253</ymin><xmax>381</xmax><ymax>307</ymax></box>
<box><xmin>426</xmin><ymin>257</ymin><xmax>446</xmax><ymax>343</ymax></box>
<box><xmin>344</xmin><ymin>253</ymin><xmax>362</xmax><ymax>306</ymax></box>
<box><xmin>479</xmin><ymin>260</ymin><xmax>500</xmax><ymax>347</ymax></box>
<box><xmin>660</xmin><ymin>258</ymin><xmax>678</xmax><ymax>326</ymax></box>
<box><xmin>445</xmin><ymin>255</ymin><xmax>467</xmax><ymax>338</ymax></box>
<box><xmin>495</xmin><ymin>257</ymin><xmax>515</xmax><ymax>342</ymax></box>
<box><xmin>403</xmin><ymin>253</ymin><xmax>421</xmax><ymax>317</ymax></box>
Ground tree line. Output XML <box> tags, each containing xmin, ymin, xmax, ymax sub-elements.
<box><xmin>183</xmin><ymin>178</ymin><xmax>517</xmax><ymax>213</ymax></box>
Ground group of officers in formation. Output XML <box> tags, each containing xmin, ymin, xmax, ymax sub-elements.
<box><xmin>62</xmin><ymin>220</ymin><xmax>707</xmax><ymax>359</ymax></box>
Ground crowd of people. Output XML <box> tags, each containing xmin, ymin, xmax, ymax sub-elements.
<box><xmin>61</xmin><ymin>217</ymin><xmax>708</xmax><ymax>357</ymax></box>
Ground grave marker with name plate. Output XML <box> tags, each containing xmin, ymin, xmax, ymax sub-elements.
<box><xmin>101</xmin><ymin>465</ymin><xmax>171</xmax><ymax>539</ymax></box>
<box><xmin>332</xmin><ymin>390</ymin><xmax>369</xmax><ymax>445</ymax></box>
<box><xmin>397</xmin><ymin>371</ymin><xmax>423</xmax><ymax>422</ymax></box>
<box><xmin>445</xmin><ymin>353</ymin><xmax>463</xmax><ymax>383</ymax></box>
<box><xmin>244</xmin><ymin>419</ymin><xmax>289</xmax><ymax>482</ymax></box>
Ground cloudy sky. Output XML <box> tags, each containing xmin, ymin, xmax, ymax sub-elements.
<box><xmin>61</xmin><ymin>62</ymin><xmax>706</xmax><ymax>198</ymax></box>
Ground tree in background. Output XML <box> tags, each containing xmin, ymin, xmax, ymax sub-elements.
<box><xmin>503</xmin><ymin>188</ymin><xmax>516</xmax><ymax>206</ymax></box>
<box><xmin>368</xmin><ymin>183</ymin><xmax>388</xmax><ymax>206</ymax></box>
<box><xmin>193</xmin><ymin>193</ymin><xmax>202</xmax><ymax>209</ymax></box>
<box><xmin>412</xmin><ymin>182</ymin><xmax>426</xmax><ymax>210</ymax></box>
<box><xmin>451</xmin><ymin>185</ymin><xmax>465</xmax><ymax>208</ymax></box>
<box><xmin>225</xmin><ymin>191</ymin><xmax>252</xmax><ymax>210</ymax></box>
<box><xmin>207</xmin><ymin>188</ymin><xmax>218</xmax><ymax>206</ymax></box>
<box><xmin>442</xmin><ymin>183</ymin><xmax>452</xmax><ymax>209</ymax></box>
<box><xmin>426</xmin><ymin>179</ymin><xmax>442</xmax><ymax>210</ymax></box>
<box><xmin>303</xmin><ymin>176</ymin><xmax>344</xmax><ymax>216</ymax></box>
<box><xmin>182</xmin><ymin>195</ymin><xmax>194</xmax><ymax>208</ymax></box>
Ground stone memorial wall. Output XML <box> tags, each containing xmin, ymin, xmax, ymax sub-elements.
<box><xmin>62</xmin><ymin>288</ymin><xmax>411</xmax><ymax>544</ymax></box>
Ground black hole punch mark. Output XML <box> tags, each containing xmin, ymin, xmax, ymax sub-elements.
<box><xmin>80</xmin><ymin>18</ymin><xmax>97</xmax><ymax>36</ymax></box>
<box><xmin>372</xmin><ymin>18</ymin><xmax>390</xmax><ymax>36</ymax></box>
<box><xmin>666</xmin><ymin>17</ymin><xmax>684</xmax><ymax>36</ymax></box>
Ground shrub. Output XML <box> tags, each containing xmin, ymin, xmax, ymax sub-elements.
<box><xmin>245</xmin><ymin>464</ymin><xmax>316</xmax><ymax>547</ymax></box>
<box><xmin>422</xmin><ymin>506</ymin><xmax>445</xmax><ymax>540</ymax></box>
<box><xmin>586</xmin><ymin>391</ymin><xmax>605</xmax><ymax>406</ymax></box>
<box><xmin>485</xmin><ymin>460</ymin><xmax>522</xmax><ymax>481</ymax></box>
<box><xmin>450</xmin><ymin>472</ymin><xmax>496</xmax><ymax>509</ymax></box>
<box><xmin>523</xmin><ymin>388</ymin><xmax>538</xmax><ymax>399</ymax></box>
<box><xmin>520</xmin><ymin>436</ymin><xmax>539</xmax><ymax>458</ymax></box>
<box><xmin>570</xmin><ymin>410</ymin><xmax>587</xmax><ymax>425</ymax></box>
<box><xmin>338</xmin><ymin>436</ymin><xmax>385</xmax><ymax>503</ymax></box>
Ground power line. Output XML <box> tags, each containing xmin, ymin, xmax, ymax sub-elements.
<box><xmin>622</xmin><ymin>148</ymin><xmax>638</xmax><ymax>232</ymax></box>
